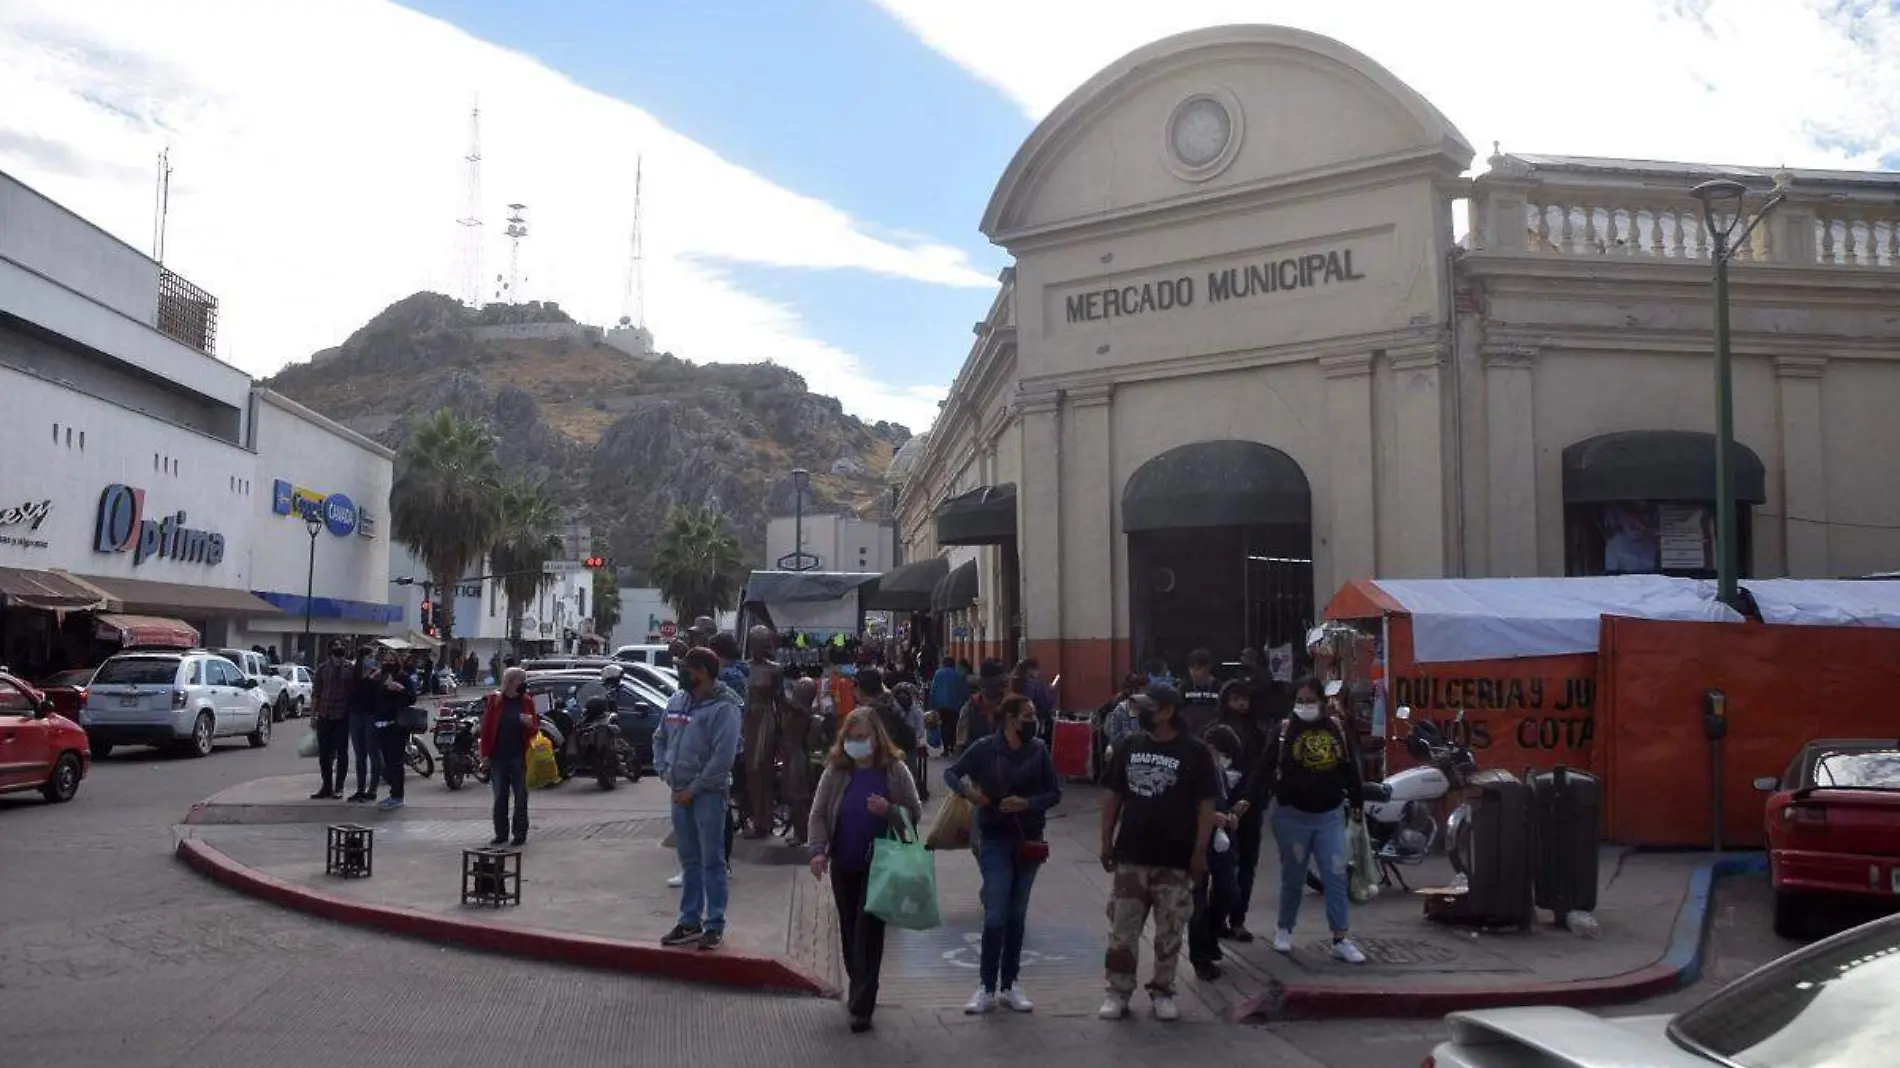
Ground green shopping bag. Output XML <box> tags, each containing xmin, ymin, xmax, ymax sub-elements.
<box><xmin>865</xmin><ymin>810</ymin><xmax>940</xmax><ymax>931</ymax></box>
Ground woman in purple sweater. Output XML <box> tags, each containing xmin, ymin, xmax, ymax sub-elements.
<box><xmin>807</xmin><ymin>707</ymin><xmax>923</xmax><ymax>1033</ymax></box>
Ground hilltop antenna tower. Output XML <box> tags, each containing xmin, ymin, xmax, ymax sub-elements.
<box><xmin>455</xmin><ymin>102</ymin><xmax>485</xmax><ymax>308</ymax></box>
<box><xmin>621</xmin><ymin>156</ymin><xmax>645</xmax><ymax>328</ymax></box>
<box><xmin>151</xmin><ymin>146</ymin><xmax>173</xmax><ymax>263</ymax></box>
<box><xmin>503</xmin><ymin>203</ymin><xmax>529</xmax><ymax>303</ymax></box>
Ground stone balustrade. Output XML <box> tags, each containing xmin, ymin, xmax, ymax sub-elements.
<box><xmin>1469</xmin><ymin>154</ymin><xmax>1900</xmax><ymax>269</ymax></box>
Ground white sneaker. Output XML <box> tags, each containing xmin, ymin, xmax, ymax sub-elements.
<box><xmin>1272</xmin><ymin>927</ymin><xmax>1294</xmax><ymax>953</ymax></box>
<box><xmin>1097</xmin><ymin>993</ymin><xmax>1129</xmax><ymax>1020</ymax></box>
<box><xmin>997</xmin><ymin>986</ymin><xmax>1033</xmax><ymax>1013</ymax></box>
<box><xmin>1332</xmin><ymin>937</ymin><xmax>1367</xmax><ymax>964</ymax></box>
<box><xmin>665</xmin><ymin>872</ymin><xmax>684</xmax><ymax>889</ymax></box>
<box><xmin>963</xmin><ymin>988</ymin><xmax>996</xmax><ymax>1015</ymax></box>
<box><xmin>1152</xmin><ymin>994</ymin><xmax>1180</xmax><ymax>1021</ymax></box>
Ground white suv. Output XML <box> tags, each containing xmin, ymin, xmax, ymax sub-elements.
<box><xmin>80</xmin><ymin>650</ymin><xmax>272</xmax><ymax>758</ymax></box>
<box><xmin>214</xmin><ymin>648</ymin><xmax>291</xmax><ymax>720</ymax></box>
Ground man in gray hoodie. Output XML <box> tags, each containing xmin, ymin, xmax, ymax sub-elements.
<box><xmin>655</xmin><ymin>646</ymin><xmax>742</xmax><ymax>951</ymax></box>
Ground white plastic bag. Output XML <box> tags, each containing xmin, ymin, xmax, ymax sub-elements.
<box><xmin>297</xmin><ymin>730</ymin><xmax>320</xmax><ymax>759</ymax></box>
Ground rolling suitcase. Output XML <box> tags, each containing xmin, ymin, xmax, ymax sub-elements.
<box><xmin>1528</xmin><ymin>765</ymin><xmax>1600</xmax><ymax>915</ymax></box>
<box><xmin>1052</xmin><ymin>718</ymin><xmax>1091</xmax><ymax>779</ymax></box>
<box><xmin>1432</xmin><ymin>778</ymin><xmax>1535</xmax><ymax>929</ymax></box>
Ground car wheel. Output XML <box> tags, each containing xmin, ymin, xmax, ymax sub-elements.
<box><xmin>1773</xmin><ymin>890</ymin><xmax>1807</xmax><ymax>939</ymax></box>
<box><xmin>187</xmin><ymin>712</ymin><xmax>215</xmax><ymax>758</ymax></box>
<box><xmin>248</xmin><ymin>708</ymin><xmax>272</xmax><ymax>748</ymax></box>
<box><xmin>41</xmin><ymin>753</ymin><xmax>82</xmax><ymax>803</ymax></box>
<box><xmin>272</xmin><ymin>695</ymin><xmax>287</xmax><ymax>723</ymax></box>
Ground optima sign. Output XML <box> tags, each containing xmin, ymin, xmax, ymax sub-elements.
<box><xmin>94</xmin><ymin>484</ymin><xmax>227</xmax><ymax>567</ymax></box>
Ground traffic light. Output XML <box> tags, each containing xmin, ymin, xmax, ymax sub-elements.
<box><xmin>583</xmin><ymin>555</ymin><xmax>610</xmax><ymax>569</ymax></box>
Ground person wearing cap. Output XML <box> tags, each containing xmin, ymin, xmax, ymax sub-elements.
<box><xmin>1097</xmin><ymin>683</ymin><xmax>1220</xmax><ymax>1022</ymax></box>
<box><xmin>308</xmin><ymin>640</ymin><xmax>355</xmax><ymax>799</ymax></box>
<box><xmin>956</xmin><ymin>660</ymin><xmax>1010</xmax><ymax>751</ymax></box>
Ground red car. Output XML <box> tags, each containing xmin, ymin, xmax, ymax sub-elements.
<box><xmin>35</xmin><ymin>666</ymin><xmax>97</xmax><ymax>719</ymax></box>
<box><xmin>0</xmin><ymin>670</ymin><xmax>91</xmax><ymax>803</ymax></box>
<box><xmin>1756</xmin><ymin>738</ymin><xmax>1900</xmax><ymax>937</ymax></box>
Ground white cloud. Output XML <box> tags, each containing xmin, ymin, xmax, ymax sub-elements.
<box><xmin>0</xmin><ymin>0</ymin><xmax>991</xmax><ymax>432</ymax></box>
<box><xmin>876</xmin><ymin>0</ymin><xmax>1900</xmax><ymax>172</ymax></box>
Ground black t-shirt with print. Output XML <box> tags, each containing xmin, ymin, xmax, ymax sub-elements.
<box><xmin>1255</xmin><ymin>716</ymin><xmax>1364</xmax><ymax>814</ymax></box>
<box><xmin>1104</xmin><ymin>731</ymin><xmax>1221</xmax><ymax>871</ymax></box>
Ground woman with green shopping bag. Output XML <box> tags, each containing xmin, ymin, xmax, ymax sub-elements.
<box><xmin>807</xmin><ymin>706</ymin><xmax>923</xmax><ymax>1034</ymax></box>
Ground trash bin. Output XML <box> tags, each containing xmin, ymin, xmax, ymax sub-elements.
<box><xmin>1528</xmin><ymin>765</ymin><xmax>1601</xmax><ymax>916</ymax></box>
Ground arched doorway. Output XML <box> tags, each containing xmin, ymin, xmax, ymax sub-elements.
<box><xmin>1122</xmin><ymin>440</ymin><xmax>1314</xmax><ymax>675</ymax></box>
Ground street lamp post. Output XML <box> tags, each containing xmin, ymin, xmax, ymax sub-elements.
<box><xmin>791</xmin><ymin>468</ymin><xmax>810</xmax><ymax>572</ymax></box>
<box><xmin>1690</xmin><ymin>177</ymin><xmax>1788</xmax><ymax>608</ymax></box>
<box><xmin>300</xmin><ymin>505</ymin><xmax>323</xmax><ymax>662</ymax></box>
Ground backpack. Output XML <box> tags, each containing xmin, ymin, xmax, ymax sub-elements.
<box><xmin>876</xmin><ymin>700</ymin><xmax>917</xmax><ymax>754</ymax></box>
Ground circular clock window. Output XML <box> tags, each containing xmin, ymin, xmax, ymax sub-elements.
<box><xmin>1163</xmin><ymin>91</ymin><xmax>1242</xmax><ymax>180</ymax></box>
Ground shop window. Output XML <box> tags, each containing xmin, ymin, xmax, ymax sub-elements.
<box><xmin>1563</xmin><ymin>501</ymin><xmax>1752</xmax><ymax>579</ymax></box>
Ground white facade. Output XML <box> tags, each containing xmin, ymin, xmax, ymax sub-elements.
<box><xmin>898</xmin><ymin>25</ymin><xmax>1900</xmax><ymax>710</ymax></box>
<box><xmin>0</xmin><ymin>168</ymin><xmax>398</xmax><ymax>673</ymax></box>
<box><xmin>766</xmin><ymin>513</ymin><xmax>896</xmax><ymax>574</ymax></box>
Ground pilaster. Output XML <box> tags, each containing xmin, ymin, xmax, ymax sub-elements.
<box><xmin>1482</xmin><ymin>343</ymin><xmax>1540</xmax><ymax>576</ymax></box>
<box><xmin>1774</xmin><ymin>356</ymin><xmax>1828</xmax><ymax>576</ymax></box>
<box><xmin>1321</xmin><ymin>352</ymin><xmax>1377</xmax><ymax>595</ymax></box>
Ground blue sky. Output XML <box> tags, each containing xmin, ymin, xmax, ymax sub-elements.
<box><xmin>402</xmin><ymin>0</ymin><xmax>1024</xmax><ymax>399</ymax></box>
<box><xmin>5</xmin><ymin>0</ymin><xmax>1898</xmax><ymax>430</ymax></box>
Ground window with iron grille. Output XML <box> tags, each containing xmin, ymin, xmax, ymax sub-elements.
<box><xmin>156</xmin><ymin>266</ymin><xmax>219</xmax><ymax>354</ymax></box>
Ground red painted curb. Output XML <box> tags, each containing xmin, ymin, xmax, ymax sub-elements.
<box><xmin>176</xmin><ymin>836</ymin><xmax>831</xmax><ymax>997</ymax></box>
<box><xmin>1233</xmin><ymin>961</ymin><xmax>1681</xmax><ymax>1022</ymax></box>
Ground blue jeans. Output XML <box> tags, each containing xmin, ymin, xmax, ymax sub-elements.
<box><xmin>975</xmin><ymin>833</ymin><xmax>1040</xmax><ymax>993</ymax></box>
<box><xmin>672</xmin><ymin>790</ymin><xmax>729</xmax><ymax>932</ymax></box>
<box><xmin>348</xmin><ymin>716</ymin><xmax>382</xmax><ymax>794</ymax></box>
<box><xmin>1271</xmin><ymin>803</ymin><xmax>1350</xmax><ymax>934</ymax></box>
<box><xmin>490</xmin><ymin>755</ymin><xmax>528</xmax><ymax>840</ymax></box>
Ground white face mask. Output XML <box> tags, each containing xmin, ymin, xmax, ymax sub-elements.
<box><xmin>843</xmin><ymin>738</ymin><xmax>874</xmax><ymax>762</ymax></box>
<box><xmin>1293</xmin><ymin>702</ymin><xmax>1322</xmax><ymax>723</ymax></box>
<box><xmin>1215</xmin><ymin>754</ymin><xmax>1233</xmax><ymax>771</ymax></box>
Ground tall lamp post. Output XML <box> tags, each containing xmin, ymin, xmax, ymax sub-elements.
<box><xmin>300</xmin><ymin>503</ymin><xmax>323</xmax><ymax>662</ymax></box>
<box><xmin>790</xmin><ymin>468</ymin><xmax>811</xmax><ymax>571</ymax></box>
<box><xmin>1690</xmin><ymin>176</ymin><xmax>1788</xmax><ymax>608</ymax></box>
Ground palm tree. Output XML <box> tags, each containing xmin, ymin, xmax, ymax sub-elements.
<box><xmin>648</xmin><ymin>503</ymin><xmax>747</xmax><ymax>624</ymax></box>
<box><xmin>487</xmin><ymin>478</ymin><xmax>564</xmax><ymax>648</ymax></box>
<box><xmin>391</xmin><ymin>409</ymin><xmax>502</xmax><ymax>647</ymax></box>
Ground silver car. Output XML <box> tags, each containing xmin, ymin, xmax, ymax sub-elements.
<box><xmin>80</xmin><ymin>650</ymin><xmax>272</xmax><ymax>758</ymax></box>
<box><xmin>1428</xmin><ymin>910</ymin><xmax>1900</xmax><ymax>1067</ymax></box>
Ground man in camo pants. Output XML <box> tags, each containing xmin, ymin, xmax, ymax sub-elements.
<box><xmin>1095</xmin><ymin>684</ymin><xmax>1220</xmax><ymax>1022</ymax></box>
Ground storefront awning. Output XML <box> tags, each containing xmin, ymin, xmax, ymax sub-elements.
<box><xmin>935</xmin><ymin>484</ymin><xmax>1017</xmax><ymax>546</ymax></box>
<box><xmin>1122</xmin><ymin>440</ymin><xmax>1311</xmax><ymax>532</ymax></box>
<box><xmin>0</xmin><ymin>567</ymin><xmax>109</xmax><ymax>610</ymax></box>
<box><xmin>742</xmin><ymin>570</ymin><xmax>882</xmax><ymax>604</ymax></box>
<box><xmin>405</xmin><ymin>631</ymin><xmax>443</xmax><ymax>650</ymax></box>
<box><xmin>865</xmin><ymin>556</ymin><xmax>949</xmax><ymax>613</ymax></box>
<box><xmin>95</xmin><ymin>613</ymin><xmax>201</xmax><ymax>649</ymax></box>
<box><xmin>1562</xmin><ymin>430</ymin><xmax>1766</xmax><ymax>504</ymax></box>
<box><xmin>932</xmin><ymin>559</ymin><xmax>979</xmax><ymax>613</ymax></box>
<box><xmin>78</xmin><ymin>574</ymin><xmax>283</xmax><ymax>618</ymax></box>
<box><xmin>375</xmin><ymin>637</ymin><xmax>414</xmax><ymax>651</ymax></box>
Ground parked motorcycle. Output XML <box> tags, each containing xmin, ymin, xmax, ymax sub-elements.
<box><xmin>405</xmin><ymin>733</ymin><xmax>435</xmax><ymax>778</ymax></box>
<box><xmin>435</xmin><ymin>709</ymin><xmax>488</xmax><ymax>790</ymax></box>
<box><xmin>569</xmin><ymin>697</ymin><xmax>639</xmax><ymax>790</ymax></box>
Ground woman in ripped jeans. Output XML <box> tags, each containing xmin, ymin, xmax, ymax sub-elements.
<box><xmin>1251</xmin><ymin>677</ymin><xmax>1367</xmax><ymax>964</ymax></box>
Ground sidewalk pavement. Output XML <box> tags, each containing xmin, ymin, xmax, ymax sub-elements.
<box><xmin>177</xmin><ymin>769</ymin><xmax>1753</xmax><ymax>1021</ymax></box>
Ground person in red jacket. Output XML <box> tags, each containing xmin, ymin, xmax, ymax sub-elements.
<box><xmin>480</xmin><ymin>666</ymin><xmax>541</xmax><ymax>845</ymax></box>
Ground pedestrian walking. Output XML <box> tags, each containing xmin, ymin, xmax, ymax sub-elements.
<box><xmin>1214</xmin><ymin>679</ymin><xmax>1271</xmax><ymax>942</ymax></box>
<box><xmin>928</xmin><ymin>655</ymin><xmax>969</xmax><ymax>757</ymax></box>
<box><xmin>308</xmin><ymin>641</ymin><xmax>353</xmax><ymax>799</ymax></box>
<box><xmin>372</xmin><ymin>655</ymin><xmax>417</xmax><ymax>811</ymax></box>
<box><xmin>480</xmin><ymin>667</ymin><xmax>539</xmax><ymax>845</ymax></box>
<box><xmin>889</xmin><ymin>681</ymin><xmax>929</xmax><ymax>802</ymax></box>
<box><xmin>943</xmin><ymin>694</ymin><xmax>1061</xmax><ymax>1016</ymax></box>
<box><xmin>1179</xmin><ymin>648</ymin><xmax>1222</xmax><ymax>737</ymax></box>
<box><xmin>806</xmin><ymin>706</ymin><xmax>923</xmax><ymax>1033</ymax></box>
<box><xmin>346</xmin><ymin>647</ymin><xmax>383</xmax><ymax>803</ymax></box>
<box><xmin>955</xmin><ymin>659</ymin><xmax>1009</xmax><ymax>751</ymax></box>
<box><xmin>1188</xmin><ymin>724</ymin><xmax>1245</xmax><ymax>981</ymax></box>
<box><xmin>1097</xmin><ymin>684</ymin><xmax>1220</xmax><ymax>1022</ymax></box>
<box><xmin>1254</xmin><ymin>677</ymin><xmax>1367</xmax><ymax>964</ymax></box>
<box><xmin>655</xmin><ymin>647</ymin><xmax>742</xmax><ymax>952</ymax></box>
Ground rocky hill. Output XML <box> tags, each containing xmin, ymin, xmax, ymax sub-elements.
<box><xmin>265</xmin><ymin>292</ymin><xmax>908</xmax><ymax>576</ymax></box>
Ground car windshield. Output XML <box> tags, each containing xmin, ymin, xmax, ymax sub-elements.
<box><xmin>40</xmin><ymin>669</ymin><xmax>95</xmax><ymax>687</ymax></box>
<box><xmin>1668</xmin><ymin>914</ymin><xmax>1900</xmax><ymax>1067</ymax></box>
<box><xmin>93</xmin><ymin>658</ymin><xmax>179</xmax><ymax>685</ymax></box>
<box><xmin>1810</xmin><ymin>749</ymin><xmax>1900</xmax><ymax>791</ymax></box>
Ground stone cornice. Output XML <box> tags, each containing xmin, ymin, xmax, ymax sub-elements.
<box><xmin>1385</xmin><ymin>335</ymin><xmax>1450</xmax><ymax>371</ymax></box>
<box><xmin>1480</xmin><ymin>342</ymin><xmax>1539</xmax><ymax>369</ymax></box>
<box><xmin>1015</xmin><ymin>325</ymin><xmax>1444</xmax><ymax>395</ymax></box>
<box><xmin>1459</xmin><ymin>251</ymin><xmax>1900</xmax><ymax>298</ymax></box>
<box><xmin>1014</xmin><ymin>387</ymin><xmax>1063</xmax><ymax>416</ymax></box>
<box><xmin>1773</xmin><ymin>356</ymin><xmax>1828</xmax><ymax>379</ymax></box>
<box><xmin>1320</xmin><ymin>352</ymin><xmax>1375</xmax><ymax>379</ymax></box>
<box><xmin>1065</xmin><ymin>383</ymin><xmax>1116</xmax><ymax>408</ymax></box>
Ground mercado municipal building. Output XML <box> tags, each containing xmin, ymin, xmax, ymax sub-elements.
<box><xmin>889</xmin><ymin>24</ymin><xmax>1900</xmax><ymax>706</ymax></box>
